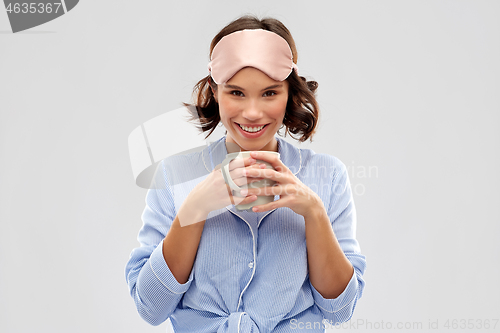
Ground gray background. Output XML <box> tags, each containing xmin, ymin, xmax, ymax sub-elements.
<box><xmin>1</xmin><ymin>1</ymin><xmax>499</xmax><ymax>332</ymax></box>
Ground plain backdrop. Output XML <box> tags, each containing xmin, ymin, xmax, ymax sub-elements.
<box><xmin>1</xmin><ymin>1</ymin><xmax>499</xmax><ymax>332</ymax></box>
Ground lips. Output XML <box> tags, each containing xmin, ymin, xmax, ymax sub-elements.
<box><xmin>234</xmin><ymin>122</ymin><xmax>269</xmax><ymax>138</ymax></box>
<box><xmin>237</xmin><ymin>123</ymin><xmax>267</xmax><ymax>132</ymax></box>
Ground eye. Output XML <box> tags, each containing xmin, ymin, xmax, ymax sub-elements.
<box><xmin>230</xmin><ymin>90</ymin><xmax>244</xmax><ymax>97</ymax></box>
<box><xmin>263</xmin><ymin>91</ymin><xmax>277</xmax><ymax>97</ymax></box>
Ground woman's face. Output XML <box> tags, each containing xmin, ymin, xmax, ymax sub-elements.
<box><xmin>213</xmin><ymin>67</ymin><xmax>289</xmax><ymax>152</ymax></box>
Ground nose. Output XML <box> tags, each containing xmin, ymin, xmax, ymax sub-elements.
<box><xmin>241</xmin><ymin>98</ymin><xmax>263</xmax><ymax>121</ymax></box>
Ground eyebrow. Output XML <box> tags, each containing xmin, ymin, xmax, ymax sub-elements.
<box><xmin>224</xmin><ymin>84</ymin><xmax>283</xmax><ymax>91</ymax></box>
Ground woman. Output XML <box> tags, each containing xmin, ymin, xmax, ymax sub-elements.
<box><xmin>126</xmin><ymin>15</ymin><xmax>366</xmax><ymax>333</ymax></box>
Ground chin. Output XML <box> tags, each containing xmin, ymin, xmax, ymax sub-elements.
<box><xmin>241</xmin><ymin>137</ymin><xmax>275</xmax><ymax>151</ymax></box>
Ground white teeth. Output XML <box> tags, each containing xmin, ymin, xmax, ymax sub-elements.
<box><xmin>238</xmin><ymin>124</ymin><xmax>266</xmax><ymax>133</ymax></box>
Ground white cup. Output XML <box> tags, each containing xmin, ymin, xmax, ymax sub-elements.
<box><xmin>220</xmin><ymin>151</ymin><xmax>279</xmax><ymax>211</ymax></box>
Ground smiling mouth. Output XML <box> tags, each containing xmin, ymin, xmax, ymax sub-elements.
<box><xmin>236</xmin><ymin>123</ymin><xmax>269</xmax><ymax>133</ymax></box>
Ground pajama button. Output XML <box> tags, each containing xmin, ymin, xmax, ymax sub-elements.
<box><xmin>248</xmin><ymin>262</ymin><xmax>254</xmax><ymax>268</ymax></box>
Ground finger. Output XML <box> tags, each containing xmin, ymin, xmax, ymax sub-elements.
<box><xmin>227</xmin><ymin>157</ymin><xmax>256</xmax><ymax>172</ymax></box>
<box><xmin>238</xmin><ymin>194</ymin><xmax>258</xmax><ymax>205</ymax></box>
<box><xmin>246</xmin><ymin>184</ymin><xmax>286</xmax><ymax>197</ymax></box>
<box><xmin>231</xmin><ymin>186</ymin><xmax>247</xmax><ymax>197</ymax></box>
<box><xmin>244</xmin><ymin>167</ymin><xmax>289</xmax><ymax>183</ymax></box>
<box><xmin>232</xmin><ymin>177</ymin><xmax>265</xmax><ymax>188</ymax></box>
<box><xmin>231</xmin><ymin>191</ymin><xmax>258</xmax><ymax>206</ymax></box>
<box><xmin>251</xmin><ymin>196</ymin><xmax>290</xmax><ymax>212</ymax></box>
<box><xmin>230</xmin><ymin>164</ymin><xmax>266</xmax><ymax>187</ymax></box>
<box><xmin>249</xmin><ymin>151</ymin><xmax>287</xmax><ymax>172</ymax></box>
<box><xmin>248</xmin><ymin>178</ymin><xmax>264</xmax><ymax>184</ymax></box>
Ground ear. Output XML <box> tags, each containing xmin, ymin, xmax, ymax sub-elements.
<box><xmin>210</xmin><ymin>83</ymin><xmax>218</xmax><ymax>103</ymax></box>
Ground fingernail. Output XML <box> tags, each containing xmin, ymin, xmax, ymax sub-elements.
<box><xmin>240</xmin><ymin>189</ymin><xmax>248</xmax><ymax>195</ymax></box>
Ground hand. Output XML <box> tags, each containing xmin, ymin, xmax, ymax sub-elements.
<box><xmin>179</xmin><ymin>156</ymin><xmax>263</xmax><ymax>225</ymax></box>
<box><xmin>242</xmin><ymin>151</ymin><xmax>324</xmax><ymax>219</ymax></box>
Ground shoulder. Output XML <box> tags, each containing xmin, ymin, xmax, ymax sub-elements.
<box><xmin>162</xmin><ymin>149</ymin><xmax>205</xmax><ymax>168</ymax></box>
<box><xmin>297</xmin><ymin>147</ymin><xmax>348</xmax><ymax>178</ymax></box>
<box><xmin>159</xmin><ymin>148</ymin><xmax>210</xmax><ymax>186</ymax></box>
<box><xmin>276</xmin><ymin>136</ymin><xmax>347</xmax><ymax>178</ymax></box>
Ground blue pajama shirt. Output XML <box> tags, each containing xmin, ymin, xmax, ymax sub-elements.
<box><xmin>125</xmin><ymin>135</ymin><xmax>366</xmax><ymax>332</ymax></box>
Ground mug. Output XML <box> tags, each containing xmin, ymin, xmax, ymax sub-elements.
<box><xmin>220</xmin><ymin>151</ymin><xmax>279</xmax><ymax>211</ymax></box>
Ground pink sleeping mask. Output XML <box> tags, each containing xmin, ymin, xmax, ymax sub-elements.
<box><xmin>208</xmin><ymin>29</ymin><xmax>299</xmax><ymax>84</ymax></box>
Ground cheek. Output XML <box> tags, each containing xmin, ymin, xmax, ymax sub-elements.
<box><xmin>218</xmin><ymin>97</ymin><xmax>239</xmax><ymax>119</ymax></box>
<box><xmin>269</xmin><ymin>98</ymin><xmax>288</xmax><ymax>119</ymax></box>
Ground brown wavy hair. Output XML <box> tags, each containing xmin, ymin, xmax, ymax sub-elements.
<box><xmin>183</xmin><ymin>15</ymin><xmax>319</xmax><ymax>143</ymax></box>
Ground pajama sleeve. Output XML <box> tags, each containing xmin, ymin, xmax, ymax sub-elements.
<box><xmin>310</xmin><ymin>157</ymin><xmax>367</xmax><ymax>324</ymax></box>
<box><xmin>125</xmin><ymin>160</ymin><xmax>194</xmax><ymax>326</ymax></box>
